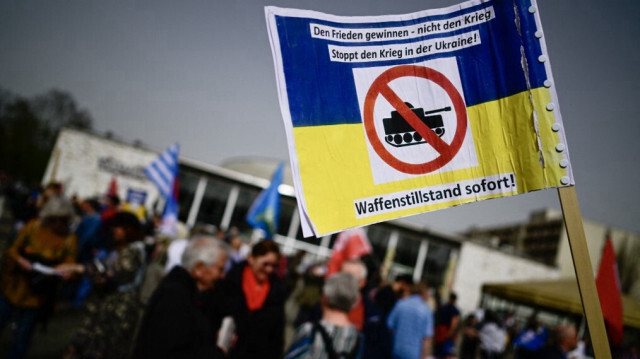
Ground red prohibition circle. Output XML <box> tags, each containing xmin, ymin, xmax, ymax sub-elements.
<box><xmin>363</xmin><ymin>65</ymin><xmax>468</xmax><ymax>174</ymax></box>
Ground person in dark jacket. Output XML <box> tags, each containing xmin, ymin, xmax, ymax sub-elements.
<box><xmin>133</xmin><ymin>236</ymin><xmax>228</xmax><ymax>359</ymax></box>
<box><xmin>535</xmin><ymin>324</ymin><xmax>578</xmax><ymax>359</ymax></box>
<box><xmin>224</xmin><ymin>240</ymin><xmax>287</xmax><ymax>359</ymax></box>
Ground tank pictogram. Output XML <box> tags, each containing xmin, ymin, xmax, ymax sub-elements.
<box><xmin>382</xmin><ymin>103</ymin><xmax>451</xmax><ymax>147</ymax></box>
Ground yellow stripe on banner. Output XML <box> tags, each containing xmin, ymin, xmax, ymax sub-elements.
<box><xmin>294</xmin><ymin>88</ymin><xmax>568</xmax><ymax>235</ymax></box>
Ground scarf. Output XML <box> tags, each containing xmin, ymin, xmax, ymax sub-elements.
<box><xmin>242</xmin><ymin>265</ymin><xmax>270</xmax><ymax>311</ymax></box>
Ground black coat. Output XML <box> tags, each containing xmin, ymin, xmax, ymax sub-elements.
<box><xmin>133</xmin><ymin>266</ymin><xmax>225</xmax><ymax>359</ymax></box>
<box><xmin>223</xmin><ymin>261</ymin><xmax>286</xmax><ymax>359</ymax></box>
<box><xmin>535</xmin><ymin>345</ymin><xmax>568</xmax><ymax>359</ymax></box>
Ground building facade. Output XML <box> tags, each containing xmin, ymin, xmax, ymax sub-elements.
<box><xmin>43</xmin><ymin>128</ymin><xmax>463</xmax><ymax>289</ymax></box>
<box><xmin>465</xmin><ymin>209</ymin><xmax>640</xmax><ymax>301</ymax></box>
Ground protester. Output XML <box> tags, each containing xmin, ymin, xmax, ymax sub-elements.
<box><xmin>459</xmin><ymin>313</ymin><xmax>480</xmax><ymax>359</ymax></box>
<box><xmin>134</xmin><ymin>236</ymin><xmax>228</xmax><ymax>358</ymax></box>
<box><xmin>74</xmin><ymin>198</ymin><xmax>102</xmax><ymax>263</ymax></box>
<box><xmin>138</xmin><ymin>233</ymin><xmax>172</xmax><ymax>305</ymax></box>
<box><xmin>3</xmin><ymin>179</ymin><xmax>40</xmax><ymax>235</ymax></box>
<box><xmin>35</xmin><ymin>182</ymin><xmax>63</xmax><ymax>210</ymax></box>
<box><xmin>64</xmin><ymin>211</ymin><xmax>146</xmax><ymax>359</ymax></box>
<box><xmin>223</xmin><ymin>239</ymin><xmax>287</xmax><ymax>359</ymax></box>
<box><xmin>535</xmin><ymin>324</ymin><xmax>578</xmax><ymax>359</ymax></box>
<box><xmin>340</xmin><ymin>259</ymin><xmax>368</xmax><ymax>331</ymax></box>
<box><xmin>294</xmin><ymin>263</ymin><xmax>326</xmax><ymax>328</ymax></box>
<box><xmin>285</xmin><ymin>272</ymin><xmax>362</xmax><ymax>359</ymax></box>
<box><xmin>478</xmin><ymin>310</ymin><xmax>507</xmax><ymax>359</ymax></box>
<box><xmin>374</xmin><ymin>273</ymin><xmax>413</xmax><ymax>317</ymax></box>
<box><xmin>368</xmin><ymin>273</ymin><xmax>414</xmax><ymax>359</ymax></box>
<box><xmin>513</xmin><ymin>313</ymin><xmax>548</xmax><ymax>359</ymax></box>
<box><xmin>340</xmin><ymin>258</ymin><xmax>389</xmax><ymax>359</ymax></box>
<box><xmin>0</xmin><ymin>196</ymin><xmax>78</xmax><ymax>359</ymax></box>
<box><xmin>434</xmin><ymin>292</ymin><xmax>461</xmax><ymax>359</ymax></box>
<box><xmin>227</xmin><ymin>231</ymin><xmax>250</xmax><ymax>269</ymax></box>
<box><xmin>386</xmin><ymin>281</ymin><xmax>434</xmax><ymax>359</ymax></box>
<box><xmin>501</xmin><ymin>311</ymin><xmax>518</xmax><ymax>355</ymax></box>
<box><xmin>70</xmin><ymin>198</ymin><xmax>103</xmax><ymax>307</ymax></box>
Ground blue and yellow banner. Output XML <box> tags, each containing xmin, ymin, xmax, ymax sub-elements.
<box><xmin>266</xmin><ymin>0</ymin><xmax>573</xmax><ymax>237</ymax></box>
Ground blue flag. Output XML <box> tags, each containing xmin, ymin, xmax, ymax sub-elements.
<box><xmin>246</xmin><ymin>161</ymin><xmax>284</xmax><ymax>238</ymax></box>
<box><xmin>144</xmin><ymin>143</ymin><xmax>180</xmax><ymax>236</ymax></box>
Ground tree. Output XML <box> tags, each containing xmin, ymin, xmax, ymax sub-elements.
<box><xmin>31</xmin><ymin>89</ymin><xmax>92</xmax><ymax>130</ymax></box>
<box><xmin>0</xmin><ymin>88</ymin><xmax>93</xmax><ymax>184</ymax></box>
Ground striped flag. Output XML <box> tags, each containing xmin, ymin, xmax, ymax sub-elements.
<box><xmin>145</xmin><ymin>143</ymin><xmax>179</xmax><ymax>199</ymax></box>
<box><xmin>145</xmin><ymin>143</ymin><xmax>180</xmax><ymax>236</ymax></box>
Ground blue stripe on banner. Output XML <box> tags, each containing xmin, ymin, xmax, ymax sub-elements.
<box><xmin>275</xmin><ymin>0</ymin><xmax>545</xmax><ymax>128</ymax></box>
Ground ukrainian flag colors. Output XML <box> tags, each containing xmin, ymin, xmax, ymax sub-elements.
<box><xmin>294</xmin><ymin>88</ymin><xmax>568</xmax><ymax>234</ymax></box>
<box><xmin>266</xmin><ymin>0</ymin><xmax>573</xmax><ymax>236</ymax></box>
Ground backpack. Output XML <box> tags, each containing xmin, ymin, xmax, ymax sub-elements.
<box><xmin>284</xmin><ymin>322</ymin><xmax>360</xmax><ymax>359</ymax></box>
<box><xmin>314</xmin><ymin>322</ymin><xmax>360</xmax><ymax>359</ymax></box>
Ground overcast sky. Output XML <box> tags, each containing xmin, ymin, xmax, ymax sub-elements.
<box><xmin>1</xmin><ymin>0</ymin><xmax>639</xmax><ymax>235</ymax></box>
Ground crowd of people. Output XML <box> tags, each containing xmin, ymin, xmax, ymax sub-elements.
<box><xmin>0</xmin><ymin>180</ymin><xmax>633</xmax><ymax>359</ymax></box>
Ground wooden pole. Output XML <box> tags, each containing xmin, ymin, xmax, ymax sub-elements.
<box><xmin>557</xmin><ymin>186</ymin><xmax>611</xmax><ymax>359</ymax></box>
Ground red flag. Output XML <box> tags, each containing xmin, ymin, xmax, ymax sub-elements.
<box><xmin>595</xmin><ymin>236</ymin><xmax>624</xmax><ymax>347</ymax></box>
<box><xmin>326</xmin><ymin>228</ymin><xmax>372</xmax><ymax>277</ymax></box>
<box><xmin>107</xmin><ymin>176</ymin><xmax>118</xmax><ymax>197</ymax></box>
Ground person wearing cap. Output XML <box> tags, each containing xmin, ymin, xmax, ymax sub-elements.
<box><xmin>0</xmin><ymin>196</ymin><xmax>78</xmax><ymax>359</ymax></box>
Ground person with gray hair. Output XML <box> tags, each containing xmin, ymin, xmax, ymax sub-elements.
<box><xmin>323</xmin><ymin>272</ymin><xmax>360</xmax><ymax>313</ymax></box>
<box><xmin>134</xmin><ymin>236</ymin><xmax>228</xmax><ymax>359</ymax></box>
<box><xmin>181</xmin><ymin>237</ymin><xmax>225</xmax><ymax>274</ymax></box>
<box><xmin>340</xmin><ymin>259</ymin><xmax>368</xmax><ymax>331</ymax></box>
<box><xmin>284</xmin><ymin>272</ymin><xmax>362</xmax><ymax>359</ymax></box>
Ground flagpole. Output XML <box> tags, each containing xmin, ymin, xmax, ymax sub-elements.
<box><xmin>558</xmin><ymin>186</ymin><xmax>611</xmax><ymax>359</ymax></box>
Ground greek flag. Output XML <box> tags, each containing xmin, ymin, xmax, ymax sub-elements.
<box><xmin>145</xmin><ymin>143</ymin><xmax>179</xmax><ymax>199</ymax></box>
<box><xmin>145</xmin><ymin>143</ymin><xmax>180</xmax><ymax>236</ymax></box>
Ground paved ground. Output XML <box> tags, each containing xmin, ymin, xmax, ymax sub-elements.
<box><xmin>0</xmin><ymin>307</ymin><xmax>84</xmax><ymax>359</ymax></box>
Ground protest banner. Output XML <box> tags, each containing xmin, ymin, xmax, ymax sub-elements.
<box><xmin>267</xmin><ymin>1</ymin><xmax>610</xmax><ymax>356</ymax></box>
<box><xmin>267</xmin><ymin>0</ymin><xmax>572</xmax><ymax>237</ymax></box>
